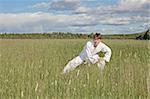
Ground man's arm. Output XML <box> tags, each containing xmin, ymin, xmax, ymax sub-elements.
<box><xmin>101</xmin><ymin>43</ymin><xmax>112</xmax><ymax>62</ymax></box>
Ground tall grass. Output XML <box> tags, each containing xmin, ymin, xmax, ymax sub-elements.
<box><xmin>0</xmin><ymin>39</ymin><xmax>149</xmax><ymax>99</ymax></box>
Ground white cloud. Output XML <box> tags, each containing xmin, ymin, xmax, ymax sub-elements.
<box><xmin>89</xmin><ymin>0</ymin><xmax>149</xmax><ymax>14</ymax></box>
<box><xmin>118</xmin><ymin>0</ymin><xmax>150</xmax><ymax>10</ymax></box>
<box><xmin>30</xmin><ymin>0</ymin><xmax>150</xmax><ymax>17</ymax></box>
<box><xmin>74</xmin><ymin>6</ymin><xmax>90</xmax><ymax>14</ymax></box>
<box><xmin>49</xmin><ymin>0</ymin><xmax>80</xmax><ymax>11</ymax></box>
<box><xmin>99</xmin><ymin>17</ymin><xmax>131</xmax><ymax>25</ymax></box>
<box><xmin>0</xmin><ymin>12</ymin><xmax>149</xmax><ymax>33</ymax></box>
<box><xmin>0</xmin><ymin>0</ymin><xmax>149</xmax><ymax>33</ymax></box>
<box><xmin>0</xmin><ymin>12</ymin><xmax>95</xmax><ymax>33</ymax></box>
<box><xmin>73</xmin><ymin>0</ymin><xmax>150</xmax><ymax>28</ymax></box>
<box><xmin>31</xmin><ymin>2</ymin><xmax>51</xmax><ymax>8</ymax></box>
<box><xmin>30</xmin><ymin>0</ymin><xmax>80</xmax><ymax>10</ymax></box>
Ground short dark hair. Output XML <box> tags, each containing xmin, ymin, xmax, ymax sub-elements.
<box><xmin>93</xmin><ymin>33</ymin><xmax>102</xmax><ymax>39</ymax></box>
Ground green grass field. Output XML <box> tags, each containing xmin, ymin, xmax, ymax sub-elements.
<box><xmin>0</xmin><ymin>39</ymin><xmax>149</xmax><ymax>99</ymax></box>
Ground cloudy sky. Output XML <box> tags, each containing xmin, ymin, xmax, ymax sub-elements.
<box><xmin>0</xmin><ymin>0</ymin><xmax>149</xmax><ymax>34</ymax></box>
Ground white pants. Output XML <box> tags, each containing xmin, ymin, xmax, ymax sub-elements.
<box><xmin>63</xmin><ymin>56</ymin><xmax>83</xmax><ymax>73</ymax></box>
<box><xmin>63</xmin><ymin>55</ymin><xmax>105</xmax><ymax>73</ymax></box>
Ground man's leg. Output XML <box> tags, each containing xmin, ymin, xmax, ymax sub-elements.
<box><xmin>63</xmin><ymin>56</ymin><xmax>83</xmax><ymax>73</ymax></box>
<box><xmin>97</xmin><ymin>58</ymin><xmax>105</xmax><ymax>70</ymax></box>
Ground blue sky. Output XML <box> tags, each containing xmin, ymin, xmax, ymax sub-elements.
<box><xmin>0</xmin><ymin>0</ymin><xmax>149</xmax><ymax>34</ymax></box>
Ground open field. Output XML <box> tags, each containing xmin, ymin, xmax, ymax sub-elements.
<box><xmin>0</xmin><ymin>39</ymin><xmax>149</xmax><ymax>99</ymax></box>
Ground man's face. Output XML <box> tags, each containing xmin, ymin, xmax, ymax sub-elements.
<box><xmin>93</xmin><ymin>38</ymin><xmax>101</xmax><ymax>47</ymax></box>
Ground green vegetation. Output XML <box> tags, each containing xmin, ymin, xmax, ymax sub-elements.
<box><xmin>0</xmin><ymin>29</ymin><xmax>149</xmax><ymax>39</ymax></box>
<box><xmin>0</xmin><ymin>32</ymin><xmax>90</xmax><ymax>39</ymax></box>
<box><xmin>136</xmin><ymin>29</ymin><xmax>150</xmax><ymax>40</ymax></box>
<box><xmin>0</xmin><ymin>39</ymin><xmax>149</xmax><ymax>99</ymax></box>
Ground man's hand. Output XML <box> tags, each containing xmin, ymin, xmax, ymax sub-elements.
<box><xmin>97</xmin><ymin>57</ymin><xmax>105</xmax><ymax>70</ymax></box>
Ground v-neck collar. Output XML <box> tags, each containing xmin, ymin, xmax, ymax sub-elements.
<box><xmin>92</xmin><ymin>40</ymin><xmax>101</xmax><ymax>49</ymax></box>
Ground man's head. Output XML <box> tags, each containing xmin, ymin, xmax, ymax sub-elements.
<box><xmin>93</xmin><ymin>33</ymin><xmax>102</xmax><ymax>47</ymax></box>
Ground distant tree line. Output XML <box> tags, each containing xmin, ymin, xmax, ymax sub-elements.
<box><xmin>0</xmin><ymin>32</ymin><xmax>92</xmax><ymax>39</ymax></box>
<box><xmin>0</xmin><ymin>30</ymin><xmax>149</xmax><ymax>40</ymax></box>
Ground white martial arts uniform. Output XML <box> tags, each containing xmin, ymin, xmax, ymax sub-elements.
<box><xmin>63</xmin><ymin>40</ymin><xmax>112</xmax><ymax>73</ymax></box>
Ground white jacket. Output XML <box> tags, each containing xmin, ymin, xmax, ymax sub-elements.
<box><xmin>79</xmin><ymin>40</ymin><xmax>112</xmax><ymax>64</ymax></box>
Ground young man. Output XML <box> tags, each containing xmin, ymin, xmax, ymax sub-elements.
<box><xmin>63</xmin><ymin>33</ymin><xmax>112</xmax><ymax>73</ymax></box>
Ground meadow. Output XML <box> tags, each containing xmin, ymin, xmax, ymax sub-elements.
<box><xmin>0</xmin><ymin>39</ymin><xmax>149</xmax><ymax>99</ymax></box>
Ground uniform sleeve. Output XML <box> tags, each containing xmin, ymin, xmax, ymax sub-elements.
<box><xmin>101</xmin><ymin>44</ymin><xmax>112</xmax><ymax>62</ymax></box>
<box><xmin>85</xmin><ymin>41</ymin><xmax>99</xmax><ymax>64</ymax></box>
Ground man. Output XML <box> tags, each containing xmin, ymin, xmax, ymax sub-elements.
<box><xmin>63</xmin><ymin>33</ymin><xmax>112</xmax><ymax>73</ymax></box>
